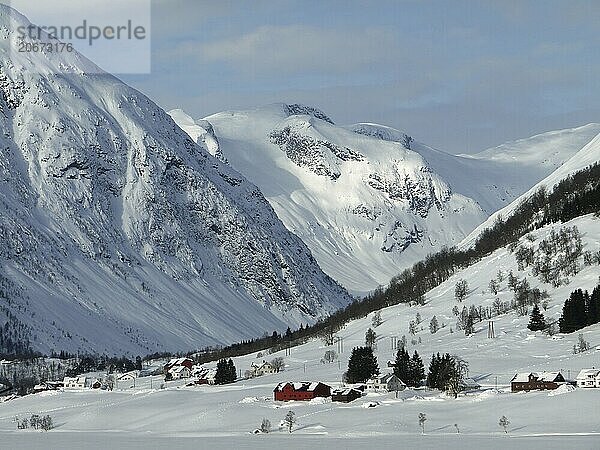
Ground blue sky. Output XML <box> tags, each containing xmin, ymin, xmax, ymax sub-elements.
<box><xmin>16</xmin><ymin>0</ymin><xmax>600</xmax><ymax>153</ymax></box>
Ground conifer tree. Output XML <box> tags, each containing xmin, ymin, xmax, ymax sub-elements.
<box><xmin>527</xmin><ymin>304</ymin><xmax>546</xmax><ymax>331</ymax></box>
<box><xmin>346</xmin><ymin>346</ymin><xmax>379</xmax><ymax>383</ymax></box>
<box><xmin>393</xmin><ymin>347</ymin><xmax>410</xmax><ymax>383</ymax></box>
<box><xmin>409</xmin><ymin>350</ymin><xmax>425</xmax><ymax>386</ymax></box>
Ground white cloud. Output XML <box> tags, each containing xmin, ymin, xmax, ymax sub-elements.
<box><xmin>179</xmin><ymin>25</ymin><xmax>403</xmax><ymax>75</ymax></box>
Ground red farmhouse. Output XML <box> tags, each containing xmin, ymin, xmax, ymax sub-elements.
<box><xmin>273</xmin><ymin>382</ymin><xmax>331</xmax><ymax>401</ymax></box>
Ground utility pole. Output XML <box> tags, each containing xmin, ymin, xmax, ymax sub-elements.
<box><xmin>488</xmin><ymin>321</ymin><xmax>495</xmax><ymax>339</ymax></box>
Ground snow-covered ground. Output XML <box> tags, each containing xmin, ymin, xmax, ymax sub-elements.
<box><xmin>2</xmin><ymin>214</ymin><xmax>599</xmax><ymax>448</ymax></box>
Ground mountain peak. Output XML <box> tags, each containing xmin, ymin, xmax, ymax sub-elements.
<box><xmin>282</xmin><ymin>103</ymin><xmax>334</xmax><ymax>124</ymax></box>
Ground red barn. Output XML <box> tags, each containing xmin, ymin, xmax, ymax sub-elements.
<box><xmin>273</xmin><ymin>382</ymin><xmax>331</xmax><ymax>401</ymax></box>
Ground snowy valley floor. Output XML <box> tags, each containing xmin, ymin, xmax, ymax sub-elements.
<box><xmin>0</xmin><ymin>382</ymin><xmax>599</xmax><ymax>449</ymax></box>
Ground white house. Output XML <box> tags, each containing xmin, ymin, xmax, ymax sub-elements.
<box><xmin>576</xmin><ymin>368</ymin><xmax>600</xmax><ymax>388</ymax></box>
<box><xmin>117</xmin><ymin>371</ymin><xmax>138</xmax><ymax>382</ymax></box>
<box><xmin>250</xmin><ymin>361</ymin><xmax>277</xmax><ymax>377</ymax></box>
<box><xmin>169</xmin><ymin>365</ymin><xmax>191</xmax><ymax>380</ymax></box>
<box><xmin>63</xmin><ymin>376</ymin><xmax>87</xmax><ymax>389</ymax></box>
<box><xmin>367</xmin><ymin>373</ymin><xmax>406</xmax><ymax>392</ymax></box>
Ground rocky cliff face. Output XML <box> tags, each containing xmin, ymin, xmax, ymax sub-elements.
<box><xmin>0</xmin><ymin>5</ymin><xmax>351</xmax><ymax>355</ymax></box>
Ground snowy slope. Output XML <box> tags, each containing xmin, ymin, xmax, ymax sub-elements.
<box><xmin>169</xmin><ymin>106</ymin><xmax>597</xmax><ymax>293</ymax></box>
<box><xmin>170</xmin><ymin>106</ymin><xmax>485</xmax><ymax>293</ymax></box>
<box><xmin>2</xmin><ymin>214</ymin><xmax>600</xmax><ymax>448</ymax></box>
<box><xmin>461</xmin><ymin>130</ymin><xmax>600</xmax><ymax>248</ymax></box>
<box><xmin>0</xmin><ymin>5</ymin><xmax>351</xmax><ymax>355</ymax></box>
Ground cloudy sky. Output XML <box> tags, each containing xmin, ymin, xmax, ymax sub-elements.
<box><xmin>12</xmin><ymin>0</ymin><xmax>600</xmax><ymax>153</ymax></box>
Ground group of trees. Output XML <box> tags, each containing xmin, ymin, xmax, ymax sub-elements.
<box><xmin>513</xmin><ymin>226</ymin><xmax>585</xmax><ymax>287</ymax></box>
<box><xmin>15</xmin><ymin>414</ymin><xmax>54</xmax><ymax>431</ymax></box>
<box><xmin>214</xmin><ymin>358</ymin><xmax>237</xmax><ymax>385</ymax></box>
<box><xmin>392</xmin><ymin>348</ymin><xmax>424</xmax><ymax>386</ymax></box>
<box><xmin>426</xmin><ymin>353</ymin><xmax>468</xmax><ymax>397</ymax></box>
<box><xmin>345</xmin><ymin>346</ymin><xmax>379</xmax><ymax>383</ymax></box>
<box><xmin>559</xmin><ymin>285</ymin><xmax>600</xmax><ymax>333</ymax></box>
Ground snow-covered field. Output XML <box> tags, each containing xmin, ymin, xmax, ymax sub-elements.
<box><xmin>2</xmin><ymin>214</ymin><xmax>599</xmax><ymax>448</ymax></box>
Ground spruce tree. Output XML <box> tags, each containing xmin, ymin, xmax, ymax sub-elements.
<box><xmin>393</xmin><ymin>348</ymin><xmax>410</xmax><ymax>383</ymax></box>
<box><xmin>560</xmin><ymin>289</ymin><xmax>587</xmax><ymax>333</ymax></box>
<box><xmin>215</xmin><ymin>359</ymin><xmax>228</xmax><ymax>385</ymax></box>
<box><xmin>527</xmin><ymin>304</ymin><xmax>547</xmax><ymax>331</ymax></box>
<box><xmin>409</xmin><ymin>350</ymin><xmax>425</xmax><ymax>386</ymax></box>
<box><xmin>346</xmin><ymin>346</ymin><xmax>379</xmax><ymax>383</ymax></box>
<box><xmin>589</xmin><ymin>285</ymin><xmax>600</xmax><ymax>325</ymax></box>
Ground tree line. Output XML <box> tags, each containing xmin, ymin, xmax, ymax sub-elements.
<box><xmin>559</xmin><ymin>283</ymin><xmax>600</xmax><ymax>333</ymax></box>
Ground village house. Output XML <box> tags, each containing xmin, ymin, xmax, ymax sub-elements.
<box><xmin>63</xmin><ymin>376</ymin><xmax>87</xmax><ymax>389</ymax></box>
<box><xmin>33</xmin><ymin>381</ymin><xmax>63</xmax><ymax>393</ymax></box>
<box><xmin>169</xmin><ymin>365</ymin><xmax>191</xmax><ymax>380</ymax></box>
<box><xmin>367</xmin><ymin>373</ymin><xmax>406</xmax><ymax>392</ymax></box>
<box><xmin>249</xmin><ymin>360</ymin><xmax>277</xmax><ymax>378</ymax></box>
<box><xmin>117</xmin><ymin>371</ymin><xmax>138</xmax><ymax>382</ymax></box>
<box><xmin>273</xmin><ymin>382</ymin><xmax>331</xmax><ymax>401</ymax></box>
<box><xmin>511</xmin><ymin>372</ymin><xmax>566</xmax><ymax>392</ymax></box>
<box><xmin>164</xmin><ymin>357</ymin><xmax>194</xmax><ymax>373</ymax></box>
<box><xmin>189</xmin><ymin>367</ymin><xmax>216</xmax><ymax>385</ymax></box>
<box><xmin>331</xmin><ymin>387</ymin><xmax>363</xmax><ymax>403</ymax></box>
<box><xmin>576</xmin><ymin>368</ymin><xmax>600</xmax><ymax>388</ymax></box>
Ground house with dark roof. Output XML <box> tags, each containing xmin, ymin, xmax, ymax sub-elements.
<box><xmin>331</xmin><ymin>387</ymin><xmax>363</xmax><ymax>403</ymax></box>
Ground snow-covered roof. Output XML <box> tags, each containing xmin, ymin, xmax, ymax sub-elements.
<box><xmin>538</xmin><ymin>372</ymin><xmax>562</xmax><ymax>382</ymax></box>
<box><xmin>332</xmin><ymin>388</ymin><xmax>361</xmax><ymax>395</ymax></box>
<box><xmin>511</xmin><ymin>372</ymin><xmax>563</xmax><ymax>383</ymax></box>
<box><xmin>511</xmin><ymin>372</ymin><xmax>533</xmax><ymax>382</ymax></box>
<box><xmin>576</xmin><ymin>368</ymin><xmax>600</xmax><ymax>379</ymax></box>
<box><xmin>167</xmin><ymin>357</ymin><xmax>192</xmax><ymax>367</ymax></box>
<box><xmin>274</xmin><ymin>381</ymin><xmax>326</xmax><ymax>392</ymax></box>
<box><xmin>170</xmin><ymin>365</ymin><xmax>190</xmax><ymax>373</ymax></box>
<box><xmin>117</xmin><ymin>371</ymin><xmax>138</xmax><ymax>380</ymax></box>
<box><xmin>460</xmin><ymin>378</ymin><xmax>481</xmax><ymax>389</ymax></box>
<box><xmin>63</xmin><ymin>376</ymin><xmax>86</xmax><ymax>384</ymax></box>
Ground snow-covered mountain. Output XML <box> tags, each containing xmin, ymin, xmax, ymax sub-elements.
<box><xmin>0</xmin><ymin>5</ymin><xmax>352</xmax><ymax>355</ymax></box>
<box><xmin>460</xmin><ymin>130</ymin><xmax>600</xmax><ymax>248</ymax></box>
<box><xmin>169</xmin><ymin>105</ymin><xmax>598</xmax><ymax>293</ymax></box>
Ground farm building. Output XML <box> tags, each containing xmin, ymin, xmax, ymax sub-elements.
<box><xmin>169</xmin><ymin>365</ymin><xmax>191</xmax><ymax>380</ymax></box>
<box><xmin>273</xmin><ymin>382</ymin><xmax>331</xmax><ymax>401</ymax></box>
<box><xmin>331</xmin><ymin>388</ymin><xmax>363</xmax><ymax>403</ymax></box>
<box><xmin>164</xmin><ymin>357</ymin><xmax>194</xmax><ymax>373</ymax></box>
<box><xmin>63</xmin><ymin>376</ymin><xmax>87</xmax><ymax>389</ymax></box>
<box><xmin>249</xmin><ymin>360</ymin><xmax>277</xmax><ymax>377</ymax></box>
<box><xmin>117</xmin><ymin>371</ymin><xmax>138</xmax><ymax>382</ymax></box>
<box><xmin>367</xmin><ymin>373</ymin><xmax>406</xmax><ymax>392</ymax></box>
<box><xmin>576</xmin><ymin>368</ymin><xmax>600</xmax><ymax>388</ymax></box>
<box><xmin>511</xmin><ymin>372</ymin><xmax>566</xmax><ymax>392</ymax></box>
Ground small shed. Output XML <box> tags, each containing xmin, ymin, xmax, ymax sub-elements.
<box><xmin>331</xmin><ymin>388</ymin><xmax>362</xmax><ymax>403</ymax></box>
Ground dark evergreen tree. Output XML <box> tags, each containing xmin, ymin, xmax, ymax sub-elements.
<box><xmin>559</xmin><ymin>289</ymin><xmax>588</xmax><ymax>333</ymax></box>
<box><xmin>408</xmin><ymin>350</ymin><xmax>425</xmax><ymax>386</ymax></box>
<box><xmin>426</xmin><ymin>353</ymin><xmax>456</xmax><ymax>391</ymax></box>
<box><xmin>215</xmin><ymin>358</ymin><xmax>236</xmax><ymax>385</ymax></box>
<box><xmin>392</xmin><ymin>347</ymin><xmax>410</xmax><ymax>383</ymax></box>
<box><xmin>527</xmin><ymin>304</ymin><xmax>547</xmax><ymax>331</ymax></box>
<box><xmin>586</xmin><ymin>285</ymin><xmax>600</xmax><ymax>325</ymax></box>
<box><xmin>346</xmin><ymin>346</ymin><xmax>379</xmax><ymax>383</ymax></box>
